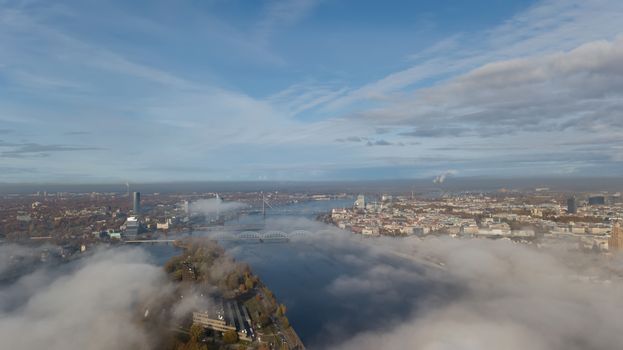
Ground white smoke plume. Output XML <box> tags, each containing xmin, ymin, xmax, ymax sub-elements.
<box><xmin>433</xmin><ymin>170</ymin><xmax>457</xmax><ymax>184</ymax></box>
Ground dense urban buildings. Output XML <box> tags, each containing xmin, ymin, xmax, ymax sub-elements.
<box><xmin>3</xmin><ymin>185</ymin><xmax>622</xmax><ymax>254</ymax></box>
<box><xmin>325</xmin><ymin>189</ymin><xmax>623</xmax><ymax>253</ymax></box>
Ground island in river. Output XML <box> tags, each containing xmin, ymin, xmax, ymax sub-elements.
<box><xmin>150</xmin><ymin>239</ymin><xmax>304</xmax><ymax>350</ymax></box>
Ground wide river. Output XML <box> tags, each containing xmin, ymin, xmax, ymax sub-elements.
<box><xmin>141</xmin><ymin>199</ymin><xmax>440</xmax><ymax>349</ymax></box>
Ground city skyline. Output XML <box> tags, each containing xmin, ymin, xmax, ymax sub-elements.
<box><xmin>1</xmin><ymin>0</ymin><xmax>623</xmax><ymax>182</ymax></box>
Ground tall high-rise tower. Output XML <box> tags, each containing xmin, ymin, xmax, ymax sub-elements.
<box><xmin>567</xmin><ymin>196</ymin><xmax>577</xmax><ymax>214</ymax></box>
<box><xmin>133</xmin><ymin>191</ymin><xmax>141</xmax><ymax>213</ymax></box>
<box><xmin>183</xmin><ymin>200</ymin><xmax>190</xmax><ymax>216</ymax></box>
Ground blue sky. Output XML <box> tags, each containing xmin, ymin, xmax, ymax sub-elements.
<box><xmin>1</xmin><ymin>0</ymin><xmax>622</xmax><ymax>182</ymax></box>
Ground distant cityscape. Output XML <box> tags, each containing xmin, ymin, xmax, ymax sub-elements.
<box><xmin>327</xmin><ymin>190</ymin><xmax>623</xmax><ymax>253</ymax></box>
<box><xmin>3</xmin><ymin>184</ymin><xmax>623</xmax><ymax>266</ymax></box>
<box><xmin>1</xmin><ymin>188</ymin><xmax>341</xmax><ymax>242</ymax></box>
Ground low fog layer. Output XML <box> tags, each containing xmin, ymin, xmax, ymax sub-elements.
<box><xmin>242</xmin><ymin>217</ymin><xmax>623</xmax><ymax>350</ymax></box>
<box><xmin>330</xmin><ymin>238</ymin><xmax>623</xmax><ymax>350</ymax></box>
<box><xmin>0</xmin><ymin>247</ymin><xmax>203</xmax><ymax>350</ymax></box>
<box><xmin>2</xmin><ymin>218</ymin><xmax>622</xmax><ymax>350</ymax></box>
<box><xmin>0</xmin><ymin>244</ymin><xmax>48</xmax><ymax>275</ymax></box>
<box><xmin>189</xmin><ymin>198</ymin><xmax>246</xmax><ymax>216</ymax></box>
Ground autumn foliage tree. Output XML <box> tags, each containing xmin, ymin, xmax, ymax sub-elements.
<box><xmin>222</xmin><ymin>329</ymin><xmax>239</xmax><ymax>344</ymax></box>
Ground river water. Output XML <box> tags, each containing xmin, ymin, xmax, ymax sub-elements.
<box><xmin>141</xmin><ymin>199</ymin><xmax>442</xmax><ymax>349</ymax></box>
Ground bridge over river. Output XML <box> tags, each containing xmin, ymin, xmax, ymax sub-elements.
<box><xmin>124</xmin><ymin>229</ymin><xmax>337</xmax><ymax>244</ymax></box>
<box><xmin>193</xmin><ymin>223</ymin><xmax>265</xmax><ymax>232</ymax></box>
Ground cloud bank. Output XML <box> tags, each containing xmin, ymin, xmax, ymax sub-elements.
<box><xmin>2</xmin><ymin>218</ymin><xmax>622</xmax><ymax>350</ymax></box>
<box><xmin>328</xmin><ymin>237</ymin><xmax>623</xmax><ymax>350</ymax></box>
<box><xmin>0</xmin><ymin>247</ymin><xmax>174</xmax><ymax>350</ymax></box>
<box><xmin>231</xmin><ymin>216</ymin><xmax>623</xmax><ymax>350</ymax></box>
<box><xmin>189</xmin><ymin>197</ymin><xmax>247</xmax><ymax>217</ymax></box>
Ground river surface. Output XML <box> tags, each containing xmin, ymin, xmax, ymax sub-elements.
<box><xmin>141</xmin><ymin>199</ymin><xmax>442</xmax><ymax>349</ymax></box>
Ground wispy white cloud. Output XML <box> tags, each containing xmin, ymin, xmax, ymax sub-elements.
<box><xmin>256</xmin><ymin>0</ymin><xmax>319</xmax><ymax>43</ymax></box>
<box><xmin>1</xmin><ymin>0</ymin><xmax>622</xmax><ymax>181</ymax></box>
<box><xmin>321</xmin><ymin>0</ymin><xmax>623</xmax><ymax>113</ymax></box>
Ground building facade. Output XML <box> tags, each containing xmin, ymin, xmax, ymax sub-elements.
<box><xmin>354</xmin><ymin>194</ymin><xmax>366</xmax><ymax>209</ymax></box>
<box><xmin>608</xmin><ymin>223</ymin><xmax>623</xmax><ymax>251</ymax></box>
<box><xmin>133</xmin><ymin>191</ymin><xmax>141</xmax><ymax>213</ymax></box>
<box><xmin>567</xmin><ymin>197</ymin><xmax>577</xmax><ymax>214</ymax></box>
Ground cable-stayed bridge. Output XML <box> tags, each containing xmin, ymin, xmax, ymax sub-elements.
<box><xmin>238</xmin><ymin>208</ymin><xmax>331</xmax><ymax>215</ymax></box>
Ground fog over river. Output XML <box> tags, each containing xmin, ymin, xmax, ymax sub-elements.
<box><xmin>2</xmin><ymin>199</ymin><xmax>622</xmax><ymax>350</ymax></box>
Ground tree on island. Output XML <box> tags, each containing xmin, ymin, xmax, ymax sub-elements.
<box><xmin>258</xmin><ymin>313</ymin><xmax>271</xmax><ymax>328</ymax></box>
<box><xmin>280</xmin><ymin>316</ymin><xmax>290</xmax><ymax>329</ymax></box>
<box><xmin>175</xmin><ymin>342</ymin><xmax>209</xmax><ymax>350</ymax></box>
<box><xmin>172</xmin><ymin>324</ymin><xmax>209</xmax><ymax>350</ymax></box>
<box><xmin>244</xmin><ymin>276</ymin><xmax>254</xmax><ymax>290</ymax></box>
<box><xmin>222</xmin><ymin>329</ymin><xmax>239</xmax><ymax>344</ymax></box>
<box><xmin>226</xmin><ymin>273</ymin><xmax>241</xmax><ymax>290</ymax></box>
<box><xmin>175</xmin><ymin>324</ymin><xmax>208</xmax><ymax>350</ymax></box>
<box><xmin>276</xmin><ymin>304</ymin><xmax>287</xmax><ymax>317</ymax></box>
<box><xmin>189</xmin><ymin>324</ymin><xmax>204</xmax><ymax>341</ymax></box>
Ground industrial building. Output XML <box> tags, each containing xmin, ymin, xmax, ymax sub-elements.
<box><xmin>192</xmin><ymin>300</ymin><xmax>252</xmax><ymax>342</ymax></box>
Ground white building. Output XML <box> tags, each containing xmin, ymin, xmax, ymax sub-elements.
<box><xmin>123</xmin><ymin>216</ymin><xmax>140</xmax><ymax>238</ymax></box>
<box><xmin>354</xmin><ymin>194</ymin><xmax>366</xmax><ymax>209</ymax></box>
